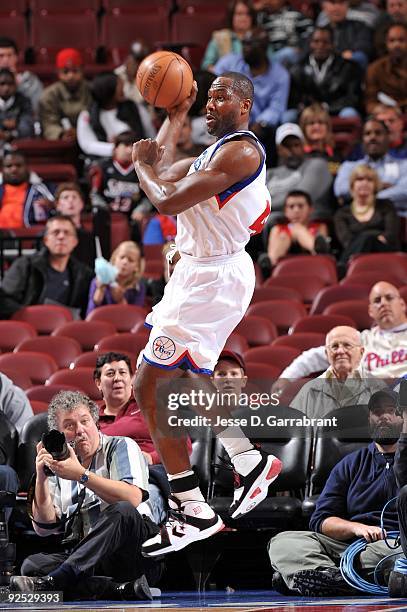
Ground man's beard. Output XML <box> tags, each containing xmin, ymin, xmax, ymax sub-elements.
<box><xmin>370</xmin><ymin>423</ymin><xmax>402</xmax><ymax>445</ymax></box>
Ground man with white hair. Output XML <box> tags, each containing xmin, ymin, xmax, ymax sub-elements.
<box><xmin>275</xmin><ymin>282</ymin><xmax>407</xmax><ymax>390</ymax></box>
<box><xmin>290</xmin><ymin>325</ymin><xmax>385</xmax><ymax>418</ymax></box>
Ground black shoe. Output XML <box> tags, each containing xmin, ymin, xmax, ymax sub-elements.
<box><xmin>10</xmin><ymin>576</ymin><xmax>56</xmax><ymax>592</ymax></box>
<box><xmin>112</xmin><ymin>574</ymin><xmax>152</xmax><ymax>601</ymax></box>
<box><xmin>314</xmin><ymin>235</ymin><xmax>330</xmax><ymax>254</ymax></box>
<box><xmin>389</xmin><ymin>570</ymin><xmax>407</xmax><ymax>597</ymax></box>
<box><xmin>272</xmin><ymin>571</ymin><xmax>297</xmax><ymax>595</ymax></box>
<box><xmin>257</xmin><ymin>253</ymin><xmax>272</xmax><ymax>280</ymax></box>
<box><xmin>292</xmin><ymin>567</ymin><xmax>354</xmax><ymax>597</ymax></box>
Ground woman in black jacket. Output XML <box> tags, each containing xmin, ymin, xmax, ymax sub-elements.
<box><xmin>334</xmin><ymin>164</ymin><xmax>400</xmax><ymax>266</ymax></box>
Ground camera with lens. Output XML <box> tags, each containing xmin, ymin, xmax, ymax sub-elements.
<box><xmin>41</xmin><ymin>430</ymin><xmax>70</xmax><ymax>475</ymax></box>
<box><xmin>0</xmin><ymin>491</ymin><xmax>16</xmax><ymax>587</ymax></box>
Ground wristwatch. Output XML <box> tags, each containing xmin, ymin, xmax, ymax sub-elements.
<box><xmin>79</xmin><ymin>468</ymin><xmax>90</xmax><ymax>486</ymax></box>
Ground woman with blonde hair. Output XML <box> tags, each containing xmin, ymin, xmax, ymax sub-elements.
<box><xmin>334</xmin><ymin>164</ymin><xmax>400</xmax><ymax>266</ymax></box>
<box><xmin>299</xmin><ymin>104</ymin><xmax>341</xmax><ymax>172</ymax></box>
<box><xmin>86</xmin><ymin>240</ymin><xmax>145</xmax><ymax>314</ymax></box>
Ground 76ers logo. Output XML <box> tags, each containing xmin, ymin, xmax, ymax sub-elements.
<box><xmin>153</xmin><ymin>336</ymin><xmax>176</xmax><ymax>360</ymax></box>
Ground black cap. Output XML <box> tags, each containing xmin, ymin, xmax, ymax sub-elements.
<box><xmin>368</xmin><ymin>389</ymin><xmax>398</xmax><ymax>412</ymax></box>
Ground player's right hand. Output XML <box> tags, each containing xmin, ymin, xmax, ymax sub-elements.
<box><xmin>168</xmin><ymin>80</ymin><xmax>198</xmax><ymax>117</ymax></box>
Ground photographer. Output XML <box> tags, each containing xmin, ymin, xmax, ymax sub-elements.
<box><xmin>10</xmin><ymin>390</ymin><xmax>161</xmax><ymax>601</ymax></box>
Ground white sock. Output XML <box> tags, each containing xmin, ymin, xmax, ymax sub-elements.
<box><xmin>167</xmin><ymin>470</ymin><xmax>205</xmax><ymax>503</ymax></box>
<box><xmin>218</xmin><ymin>425</ymin><xmax>254</xmax><ymax>459</ymax></box>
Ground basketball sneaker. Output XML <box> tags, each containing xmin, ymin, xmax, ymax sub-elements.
<box><xmin>229</xmin><ymin>448</ymin><xmax>282</xmax><ymax>519</ymax></box>
<box><xmin>142</xmin><ymin>496</ymin><xmax>224</xmax><ymax>557</ymax></box>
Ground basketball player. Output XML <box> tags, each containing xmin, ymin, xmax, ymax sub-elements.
<box><xmin>132</xmin><ymin>72</ymin><xmax>282</xmax><ymax>556</ymax></box>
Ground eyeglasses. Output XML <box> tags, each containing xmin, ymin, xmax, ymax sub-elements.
<box><xmin>326</xmin><ymin>342</ymin><xmax>361</xmax><ymax>352</ymax></box>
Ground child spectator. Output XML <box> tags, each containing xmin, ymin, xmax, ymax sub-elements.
<box><xmin>86</xmin><ymin>240</ymin><xmax>145</xmax><ymax>314</ymax></box>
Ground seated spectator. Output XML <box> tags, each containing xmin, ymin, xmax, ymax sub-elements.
<box><xmin>0</xmin><ymin>214</ymin><xmax>93</xmax><ymax>319</ymax></box>
<box><xmin>373</xmin><ymin>0</ymin><xmax>407</xmax><ymax>58</ymax></box>
<box><xmin>0</xmin><ymin>68</ymin><xmax>34</xmax><ymax>147</ymax></box>
<box><xmin>334</xmin><ymin>118</ymin><xmax>407</xmax><ymax>215</ymax></box>
<box><xmin>290</xmin><ymin>325</ymin><xmax>385</xmax><ymax>419</ymax></box>
<box><xmin>77</xmin><ymin>72</ymin><xmax>145</xmax><ymax>159</ymax></box>
<box><xmin>54</xmin><ymin>182</ymin><xmax>96</xmax><ymax>266</ymax></box>
<box><xmin>86</xmin><ymin>240</ymin><xmax>145</xmax><ymax>315</ymax></box>
<box><xmin>299</xmin><ymin>104</ymin><xmax>342</xmax><ymax>175</ymax></box>
<box><xmin>334</xmin><ymin>165</ymin><xmax>400</xmax><ymax>267</ymax></box>
<box><xmin>145</xmin><ymin>243</ymin><xmax>180</xmax><ymax>306</ymax></box>
<box><xmin>317</xmin><ymin>0</ymin><xmax>380</xmax><ymax>29</ymax></box>
<box><xmin>274</xmin><ymin>282</ymin><xmax>407</xmax><ymax>385</ymax></box>
<box><xmin>318</xmin><ymin>0</ymin><xmax>373</xmax><ymax>70</ymax></box>
<box><xmin>269</xmin><ymin>389</ymin><xmax>402</xmax><ymax>596</ymax></box>
<box><xmin>365</xmin><ymin>23</ymin><xmax>407</xmax><ymax>114</ymax></box>
<box><xmin>256</xmin><ymin>0</ymin><xmax>313</xmax><ymax>66</ymax></box>
<box><xmin>372</xmin><ymin>103</ymin><xmax>407</xmax><ymax>159</ymax></box>
<box><xmin>287</xmin><ymin>27</ymin><xmax>362</xmax><ymax>121</ymax></box>
<box><xmin>201</xmin><ymin>0</ymin><xmax>257</xmax><ymax>72</ymax></box>
<box><xmin>214</xmin><ymin>27</ymin><xmax>290</xmax><ymax>164</ymax></box>
<box><xmin>0</xmin><ymin>37</ymin><xmax>43</xmax><ymax>114</ymax></box>
<box><xmin>0</xmin><ymin>370</ymin><xmax>33</xmax><ymax>434</ymax></box>
<box><xmin>174</xmin><ymin>116</ymin><xmax>206</xmax><ymax>161</ymax></box>
<box><xmin>10</xmin><ymin>390</ymin><xmax>161</xmax><ymax>600</ymax></box>
<box><xmin>0</xmin><ymin>152</ymin><xmax>54</xmax><ymax>229</ymax></box>
<box><xmin>262</xmin><ymin>190</ymin><xmax>329</xmax><ymax>271</ymax></box>
<box><xmin>266</xmin><ymin>123</ymin><xmax>334</xmax><ymax>222</ymax></box>
<box><xmin>114</xmin><ymin>40</ymin><xmax>156</xmax><ymax>139</ymax></box>
<box><xmin>39</xmin><ymin>48</ymin><xmax>92</xmax><ymax>141</ymax></box>
<box><xmin>94</xmin><ymin>351</ymin><xmax>171</xmax><ymax>524</ymax></box>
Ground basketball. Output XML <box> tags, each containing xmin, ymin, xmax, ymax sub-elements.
<box><xmin>136</xmin><ymin>51</ymin><xmax>194</xmax><ymax>109</ymax></box>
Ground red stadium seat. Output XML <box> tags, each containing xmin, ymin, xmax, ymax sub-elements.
<box><xmin>244</xmin><ymin>345</ymin><xmax>301</xmax><ymax>376</ymax></box>
<box><xmin>30</xmin><ymin>0</ymin><xmax>99</xmax><ymax>11</ymax></box>
<box><xmin>30</xmin><ymin>13</ymin><xmax>98</xmax><ymax>64</ymax></box>
<box><xmin>71</xmin><ymin>350</ymin><xmax>136</xmax><ymax>370</ymax></box>
<box><xmin>272</xmin><ymin>332</ymin><xmax>325</xmax><ymax>351</ymax></box>
<box><xmin>265</xmin><ymin>275</ymin><xmax>326</xmax><ymax>304</ymax></box>
<box><xmin>144</xmin><ymin>260</ymin><xmax>164</xmax><ymax>281</ymax></box>
<box><xmin>0</xmin><ymin>352</ymin><xmax>58</xmax><ymax>385</ymax></box>
<box><xmin>272</xmin><ymin>255</ymin><xmax>338</xmax><ymax>286</ymax></box>
<box><xmin>12</xmin><ymin>305</ymin><xmax>73</xmax><ymax>334</ymax></box>
<box><xmin>26</xmin><ymin>384</ymin><xmax>78</xmax><ymax>404</ymax></box>
<box><xmin>1</xmin><ymin>368</ymin><xmax>32</xmax><ymax>390</ymax></box>
<box><xmin>0</xmin><ymin>321</ymin><xmax>37</xmax><ymax>353</ymax></box>
<box><xmin>47</xmin><ymin>368</ymin><xmax>99</xmax><ymax>400</ymax></box>
<box><xmin>29</xmin><ymin>400</ymin><xmax>48</xmax><ymax>415</ymax></box>
<box><xmin>223</xmin><ymin>333</ymin><xmax>249</xmax><ymax>355</ymax></box>
<box><xmin>400</xmin><ymin>286</ymin><xmax>407</xmax><ymax>303</ymax></box>
<box><xmin>15</xmin><ymin>336</ymin><xmax>82</xmax><ymax>369</ymax></box>
<box><xmin>291</xmin><ymin>314</ymin><xmax>356</xmax><ymax>334</ymax></box>
<box><xmin>110</xmin><ymin>212</ymin><xmax>131</xmax><ymax>252</ymax></box>
<box><xmin>323</xmin><ymin>301</ymin><xmax>372</xmax><ymax>331</ymax></box>
<box><xmin>341</xmin><ymin>271</ymin><xmax>405</xmax><ymax>289</ymax></box>
<box><xmin>347</xmin><ymin>252</ymin><xmax>407</xmax><ymax>279</ymax></box>
<box><xmin>247</xmin><ymin>300</ymin><xmax>307</xmax><ymax>335</ymax></box>
<box><xmin>52</xmin><ymin>321</ymin><xmax>116</xmax><ymax>351</ymax></box>
<box><xmin>95</xmin><ymin>331</ymin><xmax>148</xmax><ymax>358</ymax></box>
<box><xmin>235</xmin><ymin>315</ymin><xmax>278</xmax><ymax>347</ymax></box>
<box><xmin>30</xmin><ymin>163</ymin><xmax>77</xmax><ymax>184</ymax></box>
<box><xmin>104</xmin><ymin>0</ymin><xmax>172</xmax><ymax>9</ymax></box>
<box><xmin>12</xmin><ymin>139</ymin><xmax>77</xmax><ymax>166</ymax></box>
<box><xmin>251</xmin><ymin>286</ymin><xmax>302</xmax><ymax>303</ymax></box>
<box><xmin>86</xmin><ymin>304</ymin><xmax>147</xmax><ymax>333</ymax></box>
<box><xmin>310</xmin><ymin>284</ymin><xmax>370</xmax><ymax>315</ymax></box>
<box><xmin>245</xmin><ymin>362</ymin><xmax>281</xmax><ymax>381</ymax></box>
<box><xmin>0</xmin><ymin>16</ymin><xmax>28</xmax><ymax>53</ymax></box>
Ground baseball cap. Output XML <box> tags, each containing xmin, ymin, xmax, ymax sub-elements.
<box><xmin>217</xmin><ymin>350</ymin><xmax>246</xmax><ymax>373</ymax></box>
<box><xmin>275</xmin><ymin>123</ymin><xmax>304</xmax><ymax>146</ymax></box>
<box><xmin>368</xmin><ymin>389</ymin><xmax>398</xmax><ymax>412</ymax></box>
<box><xmin>56</xmin><ymin>48</ymin><xmax>83</xmax><ymax>70</ymax></box>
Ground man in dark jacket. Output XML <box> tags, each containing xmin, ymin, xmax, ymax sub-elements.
<box><xmin>0</xmin><ymin>214</ymin><xmax>93</xmax><ymax>319</ymax></box>
<box><xmin>288</xmin><ymin>26</ymin><xmax>362</xmax><ymax>118</ymax></box>
<box><xmin>268</xmin><ymin>389</ymin><xmax>403</xmax><ymax>596</ymax></box>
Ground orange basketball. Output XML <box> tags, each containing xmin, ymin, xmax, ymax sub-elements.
<box><xmin>136</xmin><ymin>51</ymin><xmax>193</xmax><ymax>109</ymax></box>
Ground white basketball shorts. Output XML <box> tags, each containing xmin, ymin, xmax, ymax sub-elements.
<box><xmin>142</xmin><ymin>250</ymin><xmax>255</xmax><ymax>374</ymax></box>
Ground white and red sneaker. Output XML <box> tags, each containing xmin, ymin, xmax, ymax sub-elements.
<box><xmin>142</xmin><ymin>496</ymin><xmax>224</xmax><ymax>557</ymax></box>
<box><xmin>229</xmin><ymin>449</ymin><xmax>282</xmax><ymax>519</ymax></box>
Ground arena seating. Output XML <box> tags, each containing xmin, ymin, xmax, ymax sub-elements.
<box><xmin>0</xmin><ymin>321</ymin><xmax>37</xmax><ymax>353</ymax></box>
<box><xmin>12</xmin><ymin>305</ymin><xmax>73</xmax><ymax>335</ymax></box>
<box><xmin>86</xmin><ymin>303</ymin><xmax>148</xmax><ymax>332</ymax></box>
<box><xmin>310</xmin><ymin>284</ymin><xmax>370</xmax><ymax>315</ymax></box>
<box><xmin>272</xmin><ymin>332</ymin><xmax>325</xmax><ymax>352</ymax></box>
<box><xmin>247</xmin><ymin>301</ymin><xmax>307</xmax><ymax>335</ymax></box>
<box><xmin>15</xmin><ymin>336</ymin><xmax>82</xmax><ymax>369</ymax></box>
<box><xmin>252</xmin><ymin>286</ymin><xmax>302</xmax><ymax>303</ymax></box>
<box><xmin>0</xmin><ymin>351</ymin><xmax>58</xmax><ymax>385</ymax></box>
<box><xmin>51</xmin><ymin>320</ymin><xmax>117</xmax><ymax>351</ymax></box>
<box><xmin>323</xmin><ymin>300</ymin><xmax>372</xmax><ymax>330</ymax></box>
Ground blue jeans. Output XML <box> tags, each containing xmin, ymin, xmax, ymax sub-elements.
<box><xmin>0</xmin><ymin>465</ymin><xmax>19</xmax><ymax>521</ymax></box>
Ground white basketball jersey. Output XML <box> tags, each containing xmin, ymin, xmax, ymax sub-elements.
<box><xmin>175</xmin><ymin>130</ymin><xmax>271</xmax><ymax>258</ymax></box>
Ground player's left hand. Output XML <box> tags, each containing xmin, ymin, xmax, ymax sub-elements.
<box><xmin>132</xmin><ymin>139</ymin><xmax>164</xmax><ymax>166</ymax></box>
